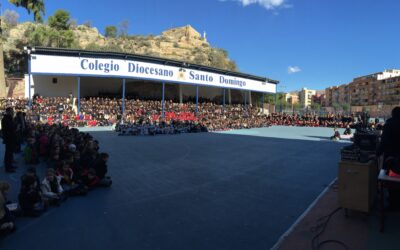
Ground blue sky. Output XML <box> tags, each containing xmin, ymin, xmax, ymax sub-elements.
<box><xmin>2</xmin><ymin>0</ymin><xmax>400</xmax><ymax>91</ymax></box>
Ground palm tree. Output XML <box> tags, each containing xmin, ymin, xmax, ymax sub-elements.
<box><xmin>0</xmin><ymin>0</ymin><xmax>45</xmax><ymax>97</ymax></box>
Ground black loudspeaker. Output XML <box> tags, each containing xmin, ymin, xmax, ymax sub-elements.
<box><xmin>52</xmin><ymin>78</ymin><xmax>58</xmax><ymax>84</ymax></box>
<box><xmin>354</xmin><ymin>132</ymin><xmax>378</xmax><ymax>151</ymax></box>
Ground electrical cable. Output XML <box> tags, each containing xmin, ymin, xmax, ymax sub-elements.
<box><xmin>310</xmin><ymin>207</ymin><xmax>349</xmax><ymax>250</ymax></box>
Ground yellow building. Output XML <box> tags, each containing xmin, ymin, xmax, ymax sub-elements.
<box><xmin>299</xmin><ymin>88</ymin><xmax>316</xmax><ymax>108</ymax></box>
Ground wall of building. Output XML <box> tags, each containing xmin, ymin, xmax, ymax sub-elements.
<box><xmin>30</xmin><ymin>75</ymin><xmax>79</xmax><ymax>98</ymax></box>
<box><xmin>27</xmin><ymin>75</ymin><xmax>234</xmax><ymax>102</ymax></box>
<box><xmin>324</xmin><ymin>71</ymin><xmax>400</xmax><ymax>112</ymax></box>
<box><xmin>180</xmin><ymin>84</ymin><xmax>224</xmax><ymax>101</ymax></box>
<box><xmin>299</xmin><ymin>88</ymin><xmax>316</xmax><ymax>107</ymax></box>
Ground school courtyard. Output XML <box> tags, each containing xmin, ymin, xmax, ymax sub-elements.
<box><xmin>2</xmin><ymin>126</ymin><xmax>394</xmax><ymax>250</ymax></box>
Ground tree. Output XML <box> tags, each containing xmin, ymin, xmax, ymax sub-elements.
<box><xmin>27</xmin><ymin>24</ymin><xmax>76</xmax><ymax>48</ymax></box>
<box><xmin>332</xmin><ymin>103</ymin><xmax>341</xmax><ymax>113</ymax></box>
<box><xmin>208</xmin><ymin>49</ymin><xmax>227</xmax><ymax>70</ymax></box>
<box><xmin>104</xmin><ymin>26</ymin><xmax>117</xmax><ymax>38</ymax></box>
<box><xmin>293</xmin><ymin>102</ymin><xmax>302</xmax><ymax>112</ymax></box>
<box><xmin>311</xmin><ymin>103</ymin><xmax>321</xmax><ymax>112</ymax></box>
<box><xmin>341</xmin><ymin>103</ymin><xmax>350</xmax><ymax>114</ymax></box>
<box><xmin>8</xmin><ymin>0</ymin><xmax>45</xmax><ymax>22</ymax></box>
<box><xmin>264</xmin><ymin>93</ymin><xmax>276</xmax><ymax>104</ymax></box>
<box><xmin>0</xmin><ymin>0</ymin><xmax>45</xmax><ymax>97</ymax></box>
<box><xmin>278</xmin><ymin>94</ymin><xmax>290</xmax><ymax>112</ymax></box>
<box><xmin>69</xmin><ymin>18</ymin><xmax>78</xmax><ymax>29</ymax></box>
<box><xmin>118</xmin><ymin>19</ymin><xmax>129</xmax><ymax>37</ymax></box>
<box><xmin>85</xmin><ymin>42</ymin><xmax>102</xmax><ymax>51</ymax></box>
<box><xmin>48</xmin><ymin>9</ymin><xmax>70</xmax><ymax>30</ymax></box>
<box><xmin>4</xmin><ymin>9</ymin><xmax>20</xmax><ymax>26</ymax></box>
<box><xmin>227</xmin><ymin>60</ymin><xmax>238</xmax><ymax>72</ymax></box>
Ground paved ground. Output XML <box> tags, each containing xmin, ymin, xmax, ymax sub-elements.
<box><xmin>277</xmin><ymin>180</ymin><xmax>400</xmax><ymax>250</ymax></box>
<box><xmin>0</xmin><ymin>126</ymin><xmax>347</xmax><ymax>250</ymax></box>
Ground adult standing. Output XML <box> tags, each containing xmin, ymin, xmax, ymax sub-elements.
<box><xmin>378</xmin><ymin>106</ymin><xmax>400</xmax><ymax>210</ymax></box>
<box><xmin>379</xmin><ymin>107</ymin><xmax>400</xmax><ymax>163</ymax></box>
<box><xmin>14</xmin><ymin>111</ymin><xmax>26</xmax><ymax>153</ymax></box>
<box><xmin>2</xmin><ymin>107</ymin><xmax>17</xmax><ymax>173</ymax></box>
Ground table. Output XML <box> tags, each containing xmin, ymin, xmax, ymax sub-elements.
<box><xmin>378</xmin><ymin>169</ymin><xmax>400</xmax><ymax>232</ymax></box>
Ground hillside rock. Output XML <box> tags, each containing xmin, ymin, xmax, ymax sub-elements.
<box><xmin>2</xmin><ymin>22</ymin><xmax>237</xmax><ymax>76</ymax></box>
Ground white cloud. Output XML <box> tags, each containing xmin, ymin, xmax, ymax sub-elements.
<box><xmin>288</xmin><ymin>66</ymin><xmax>301</xmax><ymax>74</ymax></box>
<box><xmin>238</xmin><ymin>0</ymin><xmax>287</xmax><ymax>10</ymax></box>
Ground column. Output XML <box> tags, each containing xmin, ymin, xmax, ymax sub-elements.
<box><xmin>223</xmin><ymin>89</ymin><xmax>226</xmax><ymax>107</ymax></box>
<box><xmin>262</xmin><ymin>93</ymin><xmax>265</xmax><ymax>113</ymax></box>
<box><xmin>248</xmin><ymin>91</ymin><xmax>252</xmax><ymax>106</ymax></box>
<box><xmin>179</xmin><ymin>85</ymin><xmax>183</xmax><ymax>104</ymax></box>
<box><xmin>122</xmin><ymin>78</ymin><xmax>126</xmax><ymax>116</ymax></box>
<box><xmin>77</xmin><ymin>77</ymin><xmax>81</xmax><ymax>115</ymax></box>
<box><xmin>162</xmin><ymin>82</ymin><xmax>165</xmax><ymax>118</ymax></box>
<box><xmin>196</xmin><ymin>85</ymin><xmax>199</xmax><ymax>115</ymax></box>
<box><xmin>28</xmin><ymin>55</ymin><xmax>32</xmax><ymax>107</ymax></box>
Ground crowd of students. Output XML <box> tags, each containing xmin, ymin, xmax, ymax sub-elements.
<box><xmin>0</xmin><ymin>111</ymin><xmax>112</xmax><ymax>238</ymax></box>
<box><xmin>117</xmin><ymin>120</ymin><xmax>208</xmax><ymax>136</ymax></box>
<box><xmin>0</xmin><ymin>97</ymin><xmax>358</xmax><ymax>133</ymax></box>
<box><xmin>0</xmin><ymin>96</ymin><xmax>388</xmax><ymax>238</ymax></box>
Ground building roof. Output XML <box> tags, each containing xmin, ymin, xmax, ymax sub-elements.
<box><xmin>30</xmin><ymin>47</ymin><xmax>279</xmax><ymax>84</ymax></box>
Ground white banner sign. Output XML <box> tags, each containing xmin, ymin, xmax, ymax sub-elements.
<box><xmin>30</xmin><ymin>54</ymin><xmax>276</xmax><ymax>93</ymax></box>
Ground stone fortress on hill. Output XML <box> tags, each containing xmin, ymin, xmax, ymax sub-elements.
<box><xmin>3</xmin><ymin>22</ymin><xmax>249</xmax><ymax>101</ymax></box>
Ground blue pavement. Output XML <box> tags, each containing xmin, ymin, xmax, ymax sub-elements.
<box><xmin>0</xmin><ymin>126</ymin><xmax>348</xmax><ymax>250</ymax></box>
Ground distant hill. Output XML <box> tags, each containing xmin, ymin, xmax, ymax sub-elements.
<box><xmin>2</xmin><ymin>20</ymin><xmax>238</xmax><ymax>76</ymax></box>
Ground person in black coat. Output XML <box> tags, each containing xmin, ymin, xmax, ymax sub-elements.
<box><xmin>94</xmin><ymin>153</ymin><xmax>109</xmax><ymax>180</ymax></box>
<box><xmin>378</xmin><ymin>106</ymin><xmax>400</xmax><ymax>210</ymax></box>
<box><xmin>19</xmin><ymin>175</ymin><xmax>45</xmax><ymax>217</ymax></box>
<box><xmin>378</xmin><ymin>107</ymin><xmax>400</xmax><ymax>162</ymax></box>
<box><xmin>14</xmin><ymin>111</ymin><xmax>26</xmax><ymax>153</ymax></box>
<box><xmin>1</xmin><ymin>107</ymin><xmax>17</xmax><ymax>173</ymax></box>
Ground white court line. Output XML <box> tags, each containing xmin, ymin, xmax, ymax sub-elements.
<box><xmin>269</xmin><ymin>178</ymin><xmax>337</xmax><ymax>250</ymax></box>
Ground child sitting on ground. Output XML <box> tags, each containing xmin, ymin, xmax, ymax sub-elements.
<box><xmin>0</xmin><ymin>181</ymin><xmax>16</xmax><ymax>237</ymax></box>
<box><xmin>41</xmin><ymin>169</ymin><xmax>65</xmax><ymax>205</ymax></box>
<box><xmin>94</xmin><ymin>153</ymin><xmax>111</xmax><ymax>181</ymax></box>
<box><xmin>19</xmin><ymin>175</ymin><xmax>46</xmax><ymax>217</ymax></box>
<box><xmin>330</xmin><ymin>128</ymin><xmax>341</xmax><ymax>140</ymax></box>
<box><xmin>343</xmin><ymin>125</ymin><xmax>352</xmax><ymax>135</ymax></box>
<box><xmin>56</xmin><ymin>161</ymin><xmax>87</xmax><ymax>196</ymax></box>
<box><xmin>81</xmin><ymin>168</ymin><xmax>112</xmax><ymax>190</ymax></box>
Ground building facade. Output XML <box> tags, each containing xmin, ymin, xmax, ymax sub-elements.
<box><xmin>312</xmin><ymin>92</ymin><xmax>325</xmax><ymax>106</ymax></box>
<box><xmin>381</xmin><ymin>76</ymin><xmax>400</xmax><ymax>105</ymax></box>
<box><xmin>299</xmin><ymin>88</ymin><xmax>316</xmax><ymax>108</ymax></box>
<box><xmin>285</xmin><ymin>92</ymin><xmax>299</xmax><ymax>105</ymax></box>
<box><xmin>323</xmin><ymin>70</ymin><xmax>400</xmax><ymax>115</ymax></box>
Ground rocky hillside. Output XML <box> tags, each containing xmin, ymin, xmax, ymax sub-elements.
<box><xmin>2</xmin><ymin>20</ymin><xmax>238</xmax><ymax>76</ymax></box>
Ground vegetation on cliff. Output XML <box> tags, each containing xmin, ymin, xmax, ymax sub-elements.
<box><xmin>2</xmin><ymin>9</ymin><xmax>238</xmax><ymax>77</ymax></box>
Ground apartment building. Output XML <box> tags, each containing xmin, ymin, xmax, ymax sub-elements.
<box><xmin>380</xmin><ymin>76</ymin><xmax>400</xmax><ymax>105</ymax></box>
<box><xmin>299</xmin><ymin>88</ymin><xmax>316</xmax><ymax>108</ymax></box>
<box><xmin>324</xmin><ymin>69</ymin><xmax>400</xmax><ymax>108</ymax></box>
<box><xmin>285</xmin><ymin>93</ymin><xmax>299</xmax><ymax>105</ymax></box>
<box><xmin>312</xmin><ymin>92</ymin><xmax>325</xmax><ymax>106</ymax></box>
<box><xmin>324</xmin><ymin>86</ymin><xmax>338</xmax><ymax>107</ymax></box>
